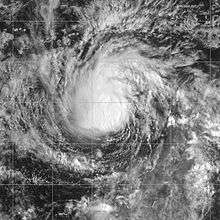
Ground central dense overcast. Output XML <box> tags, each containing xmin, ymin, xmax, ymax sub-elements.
<box><xmin>0</xmin><ymin>0</ymin><xmax>220</xmax><ymax>219</ymax></box>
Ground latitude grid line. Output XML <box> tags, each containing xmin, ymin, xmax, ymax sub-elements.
<box><xmin>1</xmin><ymin>183</ymin><xmax>220</xmax><ymax>186</ymax></box>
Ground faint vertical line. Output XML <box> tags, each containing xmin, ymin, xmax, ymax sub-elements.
<box><xmin>51</xmin><ymin>146</ymin><xmax>54</xmax><ymax>218</ymax></box>
<box><xmin>11</xmin><ymin>0</ymin><xmax>15</xmax><ymax>218</ymax></box>
<box><xmin>12</xmin><ymin>144</ymin><xmax>15</xmax><ymax>220</ymax></box>
<box><xmin>92</xmin><ymin>45</ymin><xmax>95</xmax><ymax>141</ymax></box>
<box><xmin>92</xmin><ymin>144</ymin><xmax>95</xmax><ymax>215</ymax></box>
<box><xmin>210</xmin><ymin>0</ymin><xmax>212</xmax><ymax>81</ymax></box>
<box><xmin>52</xmin><ymin>164</ymin><xmax>54</xmax><ymax>220</ymax></box>
<box><xmin>169</xmin><ymin>37</ymin><xmax>173</xmax><ymax>145</ymax></box>
<box><xmin>209</xmin><ymin>2</ymin><xmax>212</xmax><ymax>220</ymax></box>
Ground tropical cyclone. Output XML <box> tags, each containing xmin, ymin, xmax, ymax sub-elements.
<box><xmin>72</xmin><ymin>52</ymin><xmax>132</xmax><ymax>135</ymax></box>
<box><xmin>0</xmin><ymin>0</ymin><xmax>219</xmax><ymax>219</ymax></box>
<box><xmin>58</xmin><ymin>43</ymin><xmax>171</xmax><ymax>142</ymax></box>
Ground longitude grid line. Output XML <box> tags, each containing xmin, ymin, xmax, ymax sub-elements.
<box><xmin>51</xmin><ymin>21</ymin><xmax>54</xmax><ymax>220</ymax></box>
<box><xmin>11</xmin><ymin>1</ymin><xmax>14</xmax><ymax>219</ymax></box>
<box><xmin>92</xmin><ymin>30</ymin><xmax>95</xmax><ymax>211</ymax></box>
<box><xmin>52</xmin><ymin>160</ymin><xmax>54</xmax><ymax>219</ymax></box>
<box><xmin>209</xmin><ymin>0</ymin><xmax>212</xmax><ymax>219</ymax></box>
<box><xmin>168</xmin><ymin>35</ymin><xmax>174</xmax><ymax>153</ymax></box>
<box><xmin>210</xmin><ymin>0</ymin><xmax>212</xmax><ymax>82</ymax></box>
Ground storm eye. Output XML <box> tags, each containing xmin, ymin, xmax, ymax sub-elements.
<box><xmin>72</xmin><ymin>55</ymin><xmax>132</xmax><ymax>136</ymax></box>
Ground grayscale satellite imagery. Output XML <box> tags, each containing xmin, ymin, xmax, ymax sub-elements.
<box><xmin>0</xmin><ymin>0</ymin><xmax>220</xmax><ymax>219</ymax></box>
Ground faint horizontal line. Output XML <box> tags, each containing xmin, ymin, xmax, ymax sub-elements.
<box><xmin>7</xmin><ymin>142</ymin><xmax>195</xmax><ymax>146</ymax></box>
<box><xmin>1</xmin><ymin>183</ymin><xmax>211</xmax><ymax>186</ymax></box>
<box><xmin>0</xmin><ymin>183</ymin><xmax>91</xmax><ymax>186</ymax></box>
<box><xmin>9</xmin><ymin>20</ymin><xmax>77</xmax><ymax>23</ymax></box>
<box><xmin>72</xmin><ymin>102</ymin><xmax>130</xmax><ymax>103</ymax></box>
<box><xmin>17</xmin><ymin>101</ymin><xmax>131</xmax><ymax>104</ymax></box>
